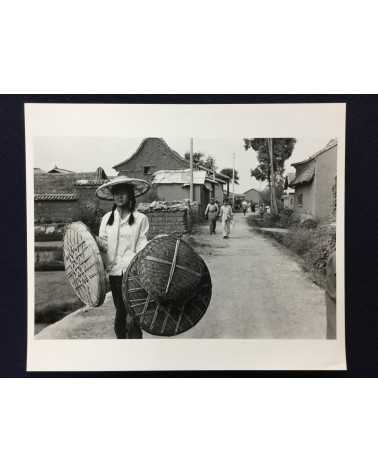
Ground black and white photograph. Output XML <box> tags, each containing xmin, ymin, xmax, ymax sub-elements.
<box><xmin>26</xmin><ymin>103</ymin><xmax>346</xmax><ymax>370</ymax></box>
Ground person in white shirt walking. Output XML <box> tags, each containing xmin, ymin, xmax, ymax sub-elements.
<box><xmin>219</xmin><ymin>198</ymin><xmax>233</xmax><ymax>238</ymax></box>
<box><xmin>96</xmin><ymin>175</ymin><xmax>150</xmax><ymax>339</ymax></box>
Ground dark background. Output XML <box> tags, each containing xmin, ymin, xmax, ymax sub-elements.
<box><xmin>1</xmin><ymin>94</ymin><xmax>377</xmax><ymax>377</ymax></box>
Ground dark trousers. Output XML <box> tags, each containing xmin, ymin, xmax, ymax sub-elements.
<box><xmin>109</xmin><ymin>275</ymin><xmax>143</xmax><ymax>339</ymax></box>
<box><xmin>209</xmin><ymin>217</ymin><xmax>217</xmax><ymax>234</ymax></box>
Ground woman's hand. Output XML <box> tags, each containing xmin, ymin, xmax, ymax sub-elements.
<box><xmin>96</xmin><ymin>235</ymin><xmax>108</xmax><ymax>253</ymax></box>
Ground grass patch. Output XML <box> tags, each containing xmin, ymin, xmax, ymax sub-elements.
<box><xmin>36</xmin><ymin>300</ymin><xmax>84</xmax><ymax>324</ymax></box>
<box><xmin>247</xmin><ymin>210</ymin><xmax>300</xmax><ymax>229</ymax></box>
<box><xmin>35</xmin><ymin>271</ymin><xmax>83</xmax><ymax>324</ymax></box>
<box><xmin>35</xmin><ymin>232</ymin><xmax>64</xmax><ymax>242</ymax></box>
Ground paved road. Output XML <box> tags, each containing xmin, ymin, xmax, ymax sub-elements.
<box><xmin>180</xmin><ymin>214</ymin><xmax>325</xmax><ymax>338</ymax></box>
<box><xmin>37</xmin><ymin>213</ymin><xmax>326</xmax><ymax>339</ymax></box>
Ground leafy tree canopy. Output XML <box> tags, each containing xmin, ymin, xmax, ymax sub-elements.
<box><xmin>260</xmin><ymin>182</ymin><xmax>285</xmax><ymax>205</ymax></box>
<box><xmin>220</xmin><ymin>168</ymin><xmax>239</xmax><ymax>183</ymax></box>
<box><xmin>244</xmin><ymin>138</ymin><xmax>296</xmax><ymax>183</ymax></box>
<box><xmin>184</xmin><ymin>152</ymin><xmax>217</xmax><ymax>171</ymax></box>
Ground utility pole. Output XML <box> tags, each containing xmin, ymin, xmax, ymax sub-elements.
<box><xmin>267</xmin><ymin>138</ymin><xmax>278</xmax><ymax>215</ymax></box>
<box><xmin>232</xmin><ymin>153</ymin><xmax>236</xmax><ymax>208</ymax></box>
<box><xmin>189</xmin><ymin>137</ymin><xmax>194</xmax><ymax>203</ymax></box>
<box><xmin>212</xmin><ymin>159</ymin><xmax>216</xmax><ymax>199</ymax></box>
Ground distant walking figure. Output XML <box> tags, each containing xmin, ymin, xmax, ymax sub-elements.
<box><xmin>204</xmin><ymin>197</ymin><xmax>219</xmax><ymax>235</ymax></box>
<box><xmin>219</xmin><ymin>198</ymin><xmax>233</xmax><ymax>238</ymax></box>
<box><xmin>241</xmin><ymin>199</ymin><xmax>248</xmax><ymax>216</ymax></box>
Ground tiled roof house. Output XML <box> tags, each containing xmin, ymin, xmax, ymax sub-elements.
<box><xmin>34</xmin><ymin>167</ymin><xmax>111</xmax><ymax>222</ymax></box>
<box><xmin>113</xmin><ymin>137</ymin><xmax>228</xmax><ymax>207</ymax></box>
<box><xmin>289</xmin><ymin>140</ymin><xmax>337</xmax><ymax>222</ymax></box>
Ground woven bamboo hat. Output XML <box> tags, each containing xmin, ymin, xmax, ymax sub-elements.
<box><xmin>96</xmin><ymin>175</ymin><xmax>150</xmax><ymax>200</ymax></box>
<box><xmin>63</xmin><ymin>222</ymin><xmax>107</xmax><ymax>307</ymax></box>
<box><xmin>134</xmin><ymin>234</ymin><xmax>205</xmax><ymax>302</ymax></box>
<box><xmin>122</xmin><ymin>250</ymin><xmax>212</xmax><ymax>336</ymax></box>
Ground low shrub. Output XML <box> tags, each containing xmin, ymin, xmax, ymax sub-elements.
<box><xmin>35</xmin><ymin>223</ymin><xmax>66</xmax><ymax>242</ymax></box>
<box><xmin>79</xmin><ymin>205</ymin><xmax>106</xmax><ymax>234</ymax></box>
<box><xmin>303</xmin><ymin>225</ymin><xmax>336</xmax><ymax>276</ymax></box>
<box><xmin>35</xmin><ymin>245</ymin><xmax>64</xmax><ymax>271</ymax></box>
<box><xmin>247</xmin><ymin>210</ymin><xmax>299</xmax><ymax>229</ymax></box>
<box><xmin>279</xmin><ymin>224</ymin><xmax>336</xmax><ymax>285</ymax></box>
<box><xmin>35</xmin><ymin>300</ymin><xmax>84</xmax><ymax>324</ymax></box>
<box><xmin>300</xmin><ymin>218</ymin><xmax>318</xmax><ymax>229</ymax></box>
<box><xmin>262</xmin><ymin>213</ymin><xmax>280</xmax><ymax>227</ymax></box>
<box><xmin>246</xmin><ymin>215</ymin><xmax>263</xmax><ymax>227</ymax></box>
<box><xmin>35</xmin><ymin>232</ymin><xmax>64</xmax><ymax>242</ymax></box>
<box><xmin>282</xmin><ymin>226</ymin><xmax>315</xmax><ymax>256</ymax></box>
<box><xmin>277</xmin><ymin>209</ymin><xmax>293</xmax><ymax>227</ymax></box>
<box><xmin>278</xmin><ymin>209</ymin><xmax>302</xmax><ymax>228</ymax></box>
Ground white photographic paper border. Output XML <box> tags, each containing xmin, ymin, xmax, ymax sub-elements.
<box><xmin>25</xmin><ymin>102</ymin><xmax>346</xmax><ymax>371</ymax></box>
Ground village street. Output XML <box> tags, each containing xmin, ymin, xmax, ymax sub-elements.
<box><xmin>181</xmin><ymin>213</ymin><xmax>326</xmax><ymax>338</ymax></box>
<box><xmin>37</xmin><ymin>213</ymin><xmax>326</xmax><ymax>340</ymax></box>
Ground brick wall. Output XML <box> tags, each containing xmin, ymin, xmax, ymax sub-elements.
<box><xmin>35</xmin><ymin>206</ymin><xmax>190</xmax><ymax>241</ymax></box>
<box><xmin>116</xmin><ymin>139</ymin><xmax>188</xmax><ymax>178</ymax></box>
<box><xmin>141</xmin><ymin>209</ymin><xmax>190</xmax><ymax>239</ymax></box>
<box><xmin>34</xmin><ymin>172</ymin><xmax>97</xmax><ymax>193</ymax></box>
<box><xmin>116</xmin><ymin>138</ymin><xmax>189</xmax><ymax>202</ymax></box>
<box><xmin>35</xmin><ymin>200</ymin><xmax>81</xmax><ymax>223</ymax></box>
<box><xmin>34</xmin><ymin>184</ymin><xmax>113</xmax><ymax>224</ymax></box>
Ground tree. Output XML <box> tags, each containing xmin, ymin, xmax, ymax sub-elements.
<box><xmin>260</xmin><ymin>182</ymin><xmax>285</xmax><ymax>205</ymax></box>
<box><xmin>244</xmin><ymin>138</ymin><xmax>296</xmax><ymax>182</ymax></box>
<box><xmin>204</xmin><ymin>155</ymin><xmax>217</xmax><ymax>172</ymax></box>
<box><xmin>184</xmin><ymin>152</ymin><xmax>217</xmax><ymax>171</ymax></box>
<box><xmin>244</xmin><ymin>138</ymin><xmax>296</xmax><ymax>214</ymax></box>
<box><xmin>260</xmin><ymin>186</ymin><xmax>271</xmax><ymax>205</ymax></box>
<box><xmin>219</xmin><ymin>168</ymin><xmax>239</xmax><ymax>184</ymax></box>
<box><xmin>184</xmin><ymin>151</ymin><xmax>205</xmax><ymax>167</ymax></box>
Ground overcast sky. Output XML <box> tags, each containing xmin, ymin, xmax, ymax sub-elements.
<box><xmin>34</xmin><ymin>136</ymin><xmax>330</xmax><ymax>193</ymax></box>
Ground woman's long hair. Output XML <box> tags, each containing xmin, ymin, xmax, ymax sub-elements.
<box><xmin>107</xmin><ymin>184</ymin><xmax>136</xmax><ymax>226</ymax></box>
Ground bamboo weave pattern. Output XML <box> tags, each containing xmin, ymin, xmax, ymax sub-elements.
<box><xmin>63</xmin><ymin>222</ymin><xmax>107</xmax><ymax>307</ymax></box>
<box><xmin>122</xmin><ymin>252</ymin><xmax>211</xmax><ymax>336</ymax></box>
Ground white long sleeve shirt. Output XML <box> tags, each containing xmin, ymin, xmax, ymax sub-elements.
<box><xmin>98</xmin><ymin>209</ymin><xmax>149</xmax><ymax>276</ymax></box>
<box><xmin>219</xmin><ymin>204</ymin><xmax>233</xmax><ymax>223</ymax></box>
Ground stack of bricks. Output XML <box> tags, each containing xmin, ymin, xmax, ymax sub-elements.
<box><xmin>140</xmin><ymin>208</ymin><xmax>190</xmax><ymax>239</ymax></box>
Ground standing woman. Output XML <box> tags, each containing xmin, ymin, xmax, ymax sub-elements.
<box><xmin>219</xmin><ymin>198</ymin><xmax>233</xmax><ymax>239</ymax></box>
<box><xmin>96</xmin><ymin>176</ymin><xmax>151</xmax><ymax>339</ymax></box>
